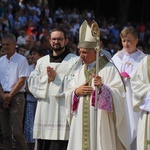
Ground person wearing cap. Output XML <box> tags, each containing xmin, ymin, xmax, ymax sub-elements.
<box><xmin>65</xmin><ymin>20</ymin><xmax>130</xmax><ymax>150</ymax></box>
<box><xmin>28</xmin><ymin>27</ymin><xmax>82</xmax><ymax>150</ymax></box>
<box><xmin>112</xmin><ymin>27</ymin><xmax>146</xmax><ymax>150</ymax></box>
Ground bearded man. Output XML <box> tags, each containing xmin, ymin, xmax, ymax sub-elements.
<box><xmin>28</xmin><ymin>27</ymin><xmax>82</xmax><ymax>150</ymax></box>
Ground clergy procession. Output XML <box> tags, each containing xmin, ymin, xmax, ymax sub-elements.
<box><xmin>0</xmin><ymin>19</ymin><xmax>149</xmax><ymax>150</ymax></box>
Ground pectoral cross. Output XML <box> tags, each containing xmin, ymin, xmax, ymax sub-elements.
<box><xmin>125</xmin><ymin>62</ymin><xmax>132</xmax><ymax>67</ymax></box>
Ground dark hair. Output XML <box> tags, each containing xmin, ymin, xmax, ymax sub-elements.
<box><xmin>137</xmin><ymin>41</ymin><xmax>145</xmax><ymax>50</ymax></box>
<box><xmin>29</xmin><ymin>46</ymin><xmax>45</xmax><ymax>56</ymax></box>
<box><xmin>40</xmin><ymin>34</ymin><xmax>49</xmax><ymax>44</ymax></box>
<box><xmin>49</xmin><ymin>27</ymin><xmax>68</xmax><ymax>39</ymax></box>
<box><xmin>18</xmin><ymin>44</ymin><xmax>28</xmax><ymax>50</ymax></box>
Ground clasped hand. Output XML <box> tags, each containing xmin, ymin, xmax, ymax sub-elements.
<box><xmin>75</xmin><ymin>75</ymin><xmax>102</xmax><ymax>96</ymax></box>
<box><xmin>2</xmin><ymin>93</ymin><xmax>12</xmax><ymax>109</ymax></box>
<box><xmin>47</xmin><ymin>66</ymin><xmax>56</xmax><ymax>82</ymax></box>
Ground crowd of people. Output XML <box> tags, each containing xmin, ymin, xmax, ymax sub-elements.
<box><xmin>0</xmin><ymin>1</ymin><xmax>150</xmax><ymax>150</ymax></box>
<box><xmin>0</xmin><ymin>0</ymin><xmax>150</xmax><ymax>56</ymax></box>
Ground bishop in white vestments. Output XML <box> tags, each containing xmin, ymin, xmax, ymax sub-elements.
<box><xmin>65</xmin><ymin>20</ymin><xmax>130</xmax><ymax>150</ymax></box>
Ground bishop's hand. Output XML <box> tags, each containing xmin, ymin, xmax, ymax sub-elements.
<box><xmin>75</xmin><ymin>82</ymin><xmax>94</xmax><ymax>96</ymax></box>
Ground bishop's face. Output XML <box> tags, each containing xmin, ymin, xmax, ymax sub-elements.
<box><xmin>79</xmin><ymin>48</ymin><xmax>96</xmax><ymax>65</ymax></box>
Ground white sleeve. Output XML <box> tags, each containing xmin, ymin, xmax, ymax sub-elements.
<box><xmin>139</xmin><ymin>89</ymin><xmax>150</xmax><ymax>112</ymax></box>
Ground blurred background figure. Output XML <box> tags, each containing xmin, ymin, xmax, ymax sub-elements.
<box><xmin>24</xmin><ymin>46</ymin><xmax>45</xmax><ymax>150</ymax></box>
<box><xmin>18</xmin><ymin>44</ymin><xmax>28</xmax><ymax>56</ymax></box>
<box><xmin>17</xmin><ymin>30</ymin><xmax>26</xmax><ymax>45</ymax></box>
<box><xmin>40</xmin><ymin>34</ymin><xmax>51</xmax><ymax>55</ymax></box>
<box><xmin>25</xmin><ymin>34</ymin><xmax>36</xmax><ymax>56</ymax></box>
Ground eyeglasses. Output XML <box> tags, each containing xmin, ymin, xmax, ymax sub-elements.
<box><xmin>51</xmin><ymin>38</ymin><xmax>64</xmax><ymax>42</ymax></box>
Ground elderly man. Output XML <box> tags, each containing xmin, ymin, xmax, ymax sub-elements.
<box><xmin>65</xmin><ymin>20</ymin><xmax>130</xmax><ymax>150</ymax></box>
